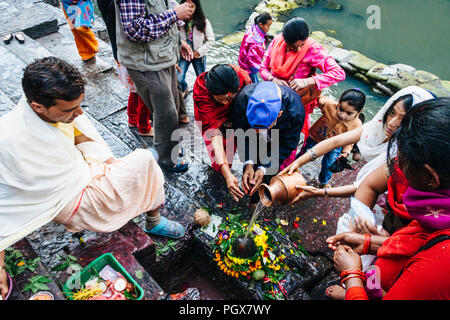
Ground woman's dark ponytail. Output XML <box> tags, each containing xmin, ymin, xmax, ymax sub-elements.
<box><xmin>254</xmin><ymin>12</ymin><xmax>272</xmax><ymax>26</ymax></box>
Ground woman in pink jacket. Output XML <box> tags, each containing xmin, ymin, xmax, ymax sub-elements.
<box><xmin>238</xmin><ymin>13</ymin><xmax>273</xmax><ymax>83</ymax></box>
<box><xmin>260</xmin><ymin>17</ymin><xmax>346</xmax><ymax>141</ymax></box>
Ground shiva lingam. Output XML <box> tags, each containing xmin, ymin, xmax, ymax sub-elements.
<box><xmin>258</xmin><ymin>172</ymin><xmax>307</xmax><ymax>207</ymax></box>
<box><xmin>231</xmin><ymin>236</ymin><xmax>258</xmax><ymax>259</ymax></box>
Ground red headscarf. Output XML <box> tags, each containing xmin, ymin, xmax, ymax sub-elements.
<box><xmin>269</xmin><ymin>34</ymin><xmax>314</xmax><ymax>81</ymax></box>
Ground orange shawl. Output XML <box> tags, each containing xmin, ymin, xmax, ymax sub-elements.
<box><xmin>269</xmin><ymin>35</ymin><xmax>314</xmax><ymax>81</ymax></box>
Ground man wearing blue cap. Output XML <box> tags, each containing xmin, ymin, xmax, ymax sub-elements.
<box><xmin>231</xmin><ymin>81</ymin><xmax>305</xmax><ymax>205</ymax></box>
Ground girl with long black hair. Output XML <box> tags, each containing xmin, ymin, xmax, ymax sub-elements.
<box><xmin>177</xmin><ymin>0</ymin><xmax>215</xmax><ymax>96</ymax></box>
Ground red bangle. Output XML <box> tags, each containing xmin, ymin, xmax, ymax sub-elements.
<box><xmin>340</xmin><ymin>269</ymin><xmax>365</xmax><ymax>279</ymax></box>
<box><xmin>363</xmin><ymin>233</ymin><xmax>372</xmax><ymax>255</ymax></box>
<box><xmin>340</xmin><ymin>275</ymin><xmax>366</xmax><ymax>288</ymax></box>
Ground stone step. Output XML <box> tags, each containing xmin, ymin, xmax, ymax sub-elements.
<box><xmin>8</xmin><ymin>238</ymin><xmax>65</xmax><ymax>300</ymax></box>
<box><xmin>0</xmin><ymin>0</ymin><xmax>59</xmax><ymax>39</ymax></box>
<box><xmin>51</xmin><ymin>222</ymin><xmax>166</xmax><ymax>300</ymax></box>
<box><xmin>0</xmin><ymin>88</ymin><xmax>15</xmax><ymax>116</ymax></box>
<box><xmin>35</xmin><ymin>22</ymin><xmax>113</xmax><ymax>77</ymax></box>
<box><xmin>0</xmin><ymin>33</ymin><xmax>54</xmax><ymax>65</ymax></box>
<box><xmin>0</xmin><ymin>45</ymin><xmax>27</xmax><ymax>104</ymax></box>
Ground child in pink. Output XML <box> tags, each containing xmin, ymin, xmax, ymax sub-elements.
<box><xmin>238</xmin><ymin>13</ymin><xmax>272</xmax><ymax>83</ymax></box>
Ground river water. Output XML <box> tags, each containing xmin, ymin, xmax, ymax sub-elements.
<box><xmin>94</xmin><ymin>0</ymin><xmax>449</xmax><ymax>120</ymax></box>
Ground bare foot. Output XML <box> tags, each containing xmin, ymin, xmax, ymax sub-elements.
<box><xmin>325</xmin><ymin>285</ymin><xmax>346</xmax><ymax>300</ymax></box>
<box><xmin>179</xmin><ymin>116</ymin><xmax>190</xmax><ymax>124</ymax></box>
<box><xmin>139</xmin><ymin>127</ymin><xmax>154</xmax><ymax>137</ymax></box>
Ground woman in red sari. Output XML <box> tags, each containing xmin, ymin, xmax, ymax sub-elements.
<box><xmin>193</xmin><ymin>64</ymin><xmax>251</xmax><ymax>201</ymax></box>
<box><xmin>326</xmin><ymin>98</ymin><xmax>450</xmax><ymax>300</ymax></box>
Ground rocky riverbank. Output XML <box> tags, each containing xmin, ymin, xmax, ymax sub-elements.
<box><xmin>221</xmin><ymin>0</ymin><xmax>450</xmax><ymax>97</ymax></box>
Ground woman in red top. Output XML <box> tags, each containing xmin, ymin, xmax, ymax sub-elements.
<box><xmin>326</xmin><ymin>97</ymin><xmax>450</xmax><ymax>300</ymax></box>
<box><xmin>193</xmin><ymin>64</ymin><xmax>251</xmax><ymax>201</ymax></box>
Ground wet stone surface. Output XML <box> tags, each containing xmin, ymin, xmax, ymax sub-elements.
<box><xmin>1</xmin><ymin>10</ymin><xmax>366</xmax><ymax>300</ymax></box>
<box><xmin>0</xmin><ymin>1</ymin><xmax>59</xmax><ymax>38</ymax></box>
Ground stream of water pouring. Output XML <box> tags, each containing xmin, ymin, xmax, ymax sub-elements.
<box><xmin>244</xmin><ymin>200</ymin><xmax>267</xmax><ymax>238</ymax></box>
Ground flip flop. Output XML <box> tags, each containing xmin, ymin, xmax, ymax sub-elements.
<box><xmin>143</xmin><ymin>216</ymin><xmax>185</xmax><ymax>239</ymax></box>
<box><xmin>13</xmin><ymin>32</ymin><xmax>25</xmax><ymax>44</ymax></box>
<box><xmin>159</xmin><ymin>159</ymin><xmax>189</xmax><ymax>173</ymax></box>
<box><xmin>3</xmin><ymin>34</ymin><xmax>12</xmax><ymax>44</ymax></box>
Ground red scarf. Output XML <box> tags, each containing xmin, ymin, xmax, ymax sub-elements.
<box><xmin>269</xmin><ymin>34</ymin><xmax>314</xmax><ymax>81</ymax></box>
<box><xmin>386</xmin><ymin>164</ymin><xmax>411</xmax><ymax>221</ymax></box>
<box><xmin>193</xmin><ymin>64</ymin><xmax>251</xmax><ymax>134</ymax></box>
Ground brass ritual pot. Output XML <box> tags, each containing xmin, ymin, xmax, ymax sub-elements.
<box><xmin>258</xmin><ymin>172</ymin><xmax>307</xmax><ymax>207</ymax></box>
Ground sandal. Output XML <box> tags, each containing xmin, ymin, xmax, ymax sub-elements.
<box><xmin>3</xmin><ymin>33</ymin><xmax>13</xmax><ymax>44</ymax></box>
<box><xmin>143</xmin><ymin>216</ymin><xmax>185</xmax><ymax>239</ymax></box>
<box><xmin>13</xmin><ymin>32</ymin><xmax>25</xmax><ymax>44</ymax></box>
<box><xmin>158</xmin><ymin>159</ymin><xmax>189</xmax><ymax>173</ymax></box>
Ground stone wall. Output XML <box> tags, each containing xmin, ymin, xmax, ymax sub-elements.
<box><xmin>221</xmin><ymin>0</ymin><xmax>450</xmax><ymax>97</ymax></box>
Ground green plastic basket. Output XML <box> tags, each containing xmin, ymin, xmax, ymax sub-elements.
<box><xmin>63</xmin><ymin>253</ymin><xmax>144</xmax><ymax>300</ymax></box>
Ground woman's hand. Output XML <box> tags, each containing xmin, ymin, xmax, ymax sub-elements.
<box><xmin>224</xmin><ymin>171</ymin><xmax>245</xmax><ymax>202</ymax></box>
<box><xmin>326</xmin><ymin>232</ymin><xmax>365</xmax><ymax>255</ymax></box>
<box><xmin>271</xmin><ymin>77</ymin><xmax>289</xmax><ymax>87</ymax></box>
<box><xmin>350</xmin><ymin>216</ymin><xmax>389</xmax><ymax>236</ymax></box>
<box><xmin>0</xmin><ymin>269</ymin><xmax>8</xmax><ymax>300</ymax></box>
<box><xmin>180</xmin><ymin>40</ymin><xmax>194</xmax><ymax>61</ymax></box>
<box><xmin>193</xmin><ymin>50</ymin><xmax>200</xmax><ymax>59</ymax></box>
<box><xmin>278</xmin><ymin>157</ymin><xmax>302</xmax><ymax>176</ymax></box>
<box><xmin>333</xmin><ymin>245</ymin><xmax>363</xmax><ymax>274</ymax></box>
<box><xmin>291</xmin><ymin>185</ymin><xmax>323</xmax><ymax>203</ymax></box>
<box><xmin>289</xmin><ymin>78</ymin><xmax>309</xmax><ymax>91</ymax></box>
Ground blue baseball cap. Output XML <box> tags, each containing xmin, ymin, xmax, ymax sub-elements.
<box><xmin>246</xmin><ymin>81</ymin><xmax>282</xmax><ymax>128</ymax></box>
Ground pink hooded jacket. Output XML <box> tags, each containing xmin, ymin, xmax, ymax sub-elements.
<box><xmin>238</xmin><ymin>24</ymin><xmax>267</xmax><ymax>74</ymax></box>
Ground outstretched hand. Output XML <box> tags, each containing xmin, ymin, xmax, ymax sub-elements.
<box><xmin>326</xmin><ymin>232</ymin><xmax>365</xmax><ymax>255</ymax></box>
<box><xmin>278</xmin><ymin>157</ymin><xmax>302</xmax><ymax>176</ymax></box>
<box><xmin>350</xmin><ymin>216</ymin><xmax>390</xmax><ymax>236</ymax></box>
<box><xmin>291</xmin><ymin>185</ymin><xmax>322</xmax><ymax>203</ymax></box>
<box><xmin>224</xmin><ymin>172</ymin><xmax>245</xmax><ymax>202</ymax></box>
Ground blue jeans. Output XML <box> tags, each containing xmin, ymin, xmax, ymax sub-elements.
<box><xmin>300</xmin><ymin>137</ymin><xmax>342</xmax><ymax>185</ymax></box>
<box><xmin>249</xmin><ymin>72</ymin><xmax>260</xmax><ymax>83</ymax></box>
<box><xmin>177</xmin><ymin>56</ymin><xmax>206</xmax><ymax>92</ymax></box>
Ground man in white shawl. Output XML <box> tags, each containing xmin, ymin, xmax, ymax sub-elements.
<box><xmin>0</xmin><ymin>57</ymin><xmax>185</xmax><ymax>299</ymax></box>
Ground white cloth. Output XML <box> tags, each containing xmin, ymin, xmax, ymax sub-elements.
<box><xmin>336</xmin><ymin>197</ymin><xmax>382</xmax><ymax>271</ymax></box>
<box><xmin>0</xmin><ymin>96</ymin><xmax>113</xmax><ymax>251</ymax></box>
<box><xmin>354</xmin><ymin>86</ymin><xmax>434</xmax><ymax>187</ymax></box>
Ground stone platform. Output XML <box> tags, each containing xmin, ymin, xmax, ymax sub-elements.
<box><xmin>0</xmin><ymin>1</ymin><xmax>363</xmax><ymax>300</ymax></box>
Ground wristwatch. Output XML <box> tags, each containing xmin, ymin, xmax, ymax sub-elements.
<box><xmin>308</xmin><ymin>149</ymin><xmax>317</xmax><ymax>161</ymax></box>
<box><xmin>0</xmin><ymin>265</ymin><xmax>5</xmax><ymax>271</ymax></box>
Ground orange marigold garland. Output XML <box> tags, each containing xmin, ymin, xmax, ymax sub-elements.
<box><xmin>212</xmin><ymin>214</ymin><xmax>290</xmax><ymax>300</ymax></box>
